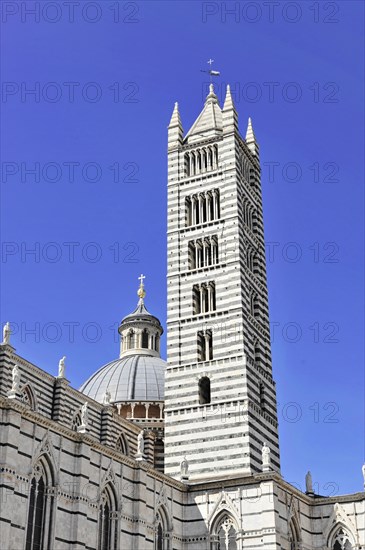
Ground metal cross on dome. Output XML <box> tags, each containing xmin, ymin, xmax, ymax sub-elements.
<box><xmin>207</xmin><ymin>58</ymin><xmax>214</xmax><ymax>66</ymax></box>
<box><xmin>138</xmin><ymin>274</ymin><xmax>145</xmax><ymax>285</ymax></box>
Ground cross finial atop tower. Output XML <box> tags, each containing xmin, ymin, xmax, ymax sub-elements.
<box><xmin>200</xmin><ymin>59</ymin><xmax>220</xmax><ymax>84</ymax></box>
<box><xmin>137</xmin><ymin>274</ymin><xmax>146</xmax><ymax>300</ymax></box>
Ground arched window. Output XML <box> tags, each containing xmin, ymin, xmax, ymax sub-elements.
<box><xmin>98</xmin><ymin>484</ymin><xmax>118</xmax><ymax>550</ymax></box>
<box><xmin>20</xmin><ymin>384</ymin><xmax>37</xmax><ymax>411</ymax></box>
<box><xmin>71</xmin><ymin>411</ymin><xmax>82</xmax><ymax>431</ymax></box>
<box><xmin>155</xmin><ymin>506</ymin><xmax>170</xmax><ymax>550</ymax></box>
<box><xmin>157</xmin><ymin>522</ymin><xmax>163</xmax><ymax>550</ymax></box>
<box><xmin>199</xmin><ymin>377</ymin><xmax>211</xmax><ymax>405</ymax></box>
<box><xmin>213</xmin><ymin>145</ymin><xmax>218</xmax><ymax>169</ymax></box>
<box><xmin>128</xmin><ymin>330</ymin><xmax>135</xmax><ymax>349</ymax></box>
<box><xmin>141</xmin><ymin>329</ymin><xmax>149</xmax><ymax>349</ymax></box>
<box><xmin>208</xmin><ymin>147</ymin><xmax>213</xmax><ymax>170</ymax></box>
<box><xmin>25</xmin><ymin>457</ymin><xmax>55</xmax><ymax>550</ymax></box>
<box><xmin>116</xmin><ymin>433</ymin><xmax>128</xmax><ymax>455</ymax></box>
<box><xmin>184</xmin><ymin>153</ymin><xmax>190</xmax><ymax>176</ymax></box>
<box><xmin>186</xmin><ymin>197</ymin><xmax>192</xmax><ymax>226</ymax></box>
<box><xmin>192</xmin><ymin>154</ymin><xmax>196</xmax><ymax>176</ymax></box>
<box><xmin>331</xmin><ymin>528</ymin><xmax>353</xmax><ymax>550</ymax></box>
<box><xmin>211</xmin><ymin>513</ymin><xmax>238</xmax><ymax>550</ymax></box>
<box><xmin>289</xmin><ymin>518</ymin><xmax>300</xmax><ymax>550</ymax></box>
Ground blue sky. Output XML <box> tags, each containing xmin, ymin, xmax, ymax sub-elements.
<box><xmin>1</xmin><ymin>1</ymin><xmax>364</xmax><ymax>494</ymax></box>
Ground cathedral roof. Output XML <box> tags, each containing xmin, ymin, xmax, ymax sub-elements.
<box><xmin>79</xmin><ymin>354</ymin><xmax>166</xmax><ymax>403</ymax></box>
<box><xmin>185</xmin><ymin>84</ymin><xmax>223</xmax><ymax>144</ymax></box>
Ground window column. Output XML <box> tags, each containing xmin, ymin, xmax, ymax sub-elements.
<box><xmin>199</xmin><ymin>194</ymin><xmax>204</xmax><ymax>224</ymax></box>
<box><xmin>208</xmin><ymin>285</ymin><xmax>212</xmax><ymax>312</ymax></box>
<box><xmin>191</xmin><ymin>196</ymin><xmax>196</xmax><ymax>225</ymax></box>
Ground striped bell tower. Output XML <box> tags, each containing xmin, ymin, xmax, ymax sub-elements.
<box><xmin>164</xmin><ymin>84</ymin><xmax>280</xmax><ymax>481</ymax></box>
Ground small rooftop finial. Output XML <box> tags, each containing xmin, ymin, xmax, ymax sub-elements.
<box><xmin>137</xmin><ymin>274</ymin><xmax>146</xmax><ymax>300</ymax></box>
<box><xmin>200</xmin><ymin>59</ymin><xmax>221</xmax><ymax>85</ymax></box>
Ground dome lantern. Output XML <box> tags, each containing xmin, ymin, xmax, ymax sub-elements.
<box><xmin>117</xmin><ymin>275</ymin><xmax>164</xmax><ymax>359</ymax></box>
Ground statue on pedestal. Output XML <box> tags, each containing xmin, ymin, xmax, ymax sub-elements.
<box><xmin>137</xmin><ymin>430</ymin><xmax>145</xmax><ymax>455</ymax></box>
<box><xmin>2</xmin><ymin>322</ymin><xmax>11</xmax><ymax>345</ymax></box>
<box><xmin>8</xmin><ymin>364</ymin><xmax>20</xmax><ymax>399</ymax></box>
<box><xmin>11</xmin><ymin>364</ymin><xmax>20</xmax><ymax>392</ymax></box>
<box><xmin>58</xmin><ymin>356</ymin><xmax>66</xmax><ymax>378</ymax></box>
<box><xmin>81</xmin><ymin>402</ymin><xmax>89</xmax><ymax>428</ymax></box>
<box><xmin>305</xmin><ymin>470</ymin><xmax>314</xmax><ymax>494</ymax></box>
<box><xmin>103</xmin><ymin>389</ymin><xmax>111</xmax><ymax>406</ymax></box>
<box><xmin>180</xmin><ymin>456</ymin><xmax>189</xmax><ymax>480</ymax></box>
<box><xmin>262</xmin><ymin>442</ymin><xmax>271</xmax><ymax>471</ymax></box>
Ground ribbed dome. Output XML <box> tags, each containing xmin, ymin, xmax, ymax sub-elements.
<box><xmin>79</xmin><ymin>354</ymin><xmax>166</xmax><ymax>403</ymax></box>
<box><xmin>80</xmin><ymin>355</ymin><xmax>166</xmax><ymax>403</ymax></box>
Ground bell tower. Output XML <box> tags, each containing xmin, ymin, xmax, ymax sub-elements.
<box><xmin>164</xmin><ymin>84</ymin><xmax>280</xmax><ymax>480</ymax></box>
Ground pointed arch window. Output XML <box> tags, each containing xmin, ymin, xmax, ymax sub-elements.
<box><xmin>210</xmin><ymin>513</ymin><xmax>238</xmax><ymax>550</ymax></box>
<box><xmin>155</xmin><ymin>507</ymin><xmax>170</xmax><ymax>550</ymax></box>
<box><xmin>71</xmin><ymin>411</ymin><xmax>82</xmax><ymax>431</ymax></box>
<box><xmin>20</xmin><ymin>384</ymin><xmax>37</xmax><ymax>411</ymax></box>
<box><xmin>289</xmin><ymin>518</ymin><xmax>300</xmax><ymax>550</ymax></box>
<box><xmin>25</xmin><ymin>458</ymin><xmax>55</xmax><ymax>550</ymax></box>
<box><xmin>331</xmin><ymin>528</ymin><xmax>353</xmax><ymax>550</ymax></box>
<box><xmin>157</xmin><ymin>522</ymin><xmax>163</xmax><ymax>550</ymax></box>
<box><xmin>116</xmin><ymin>433</ymin><xmax>128</xmax><ymax>455</ymax></box>
<box><xmin>98</xmin><ymin>484</ymin><xmax>118</xmax><ymax>550</ymax></box>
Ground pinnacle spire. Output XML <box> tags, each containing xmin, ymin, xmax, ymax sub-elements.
<box><xmin>245</xmin><ymin>117</ymin><xmax>259</xmax><ymax>156</ymax></box>
<box><xmin>168</xmin><ymin>101</ymin><xmax>183</xmax><ymax>149</ymax></box>
<box><xmin>246</xmin><ymin>117</ymin><xmax>255</xmax><ymax>141</ymax></box>
<box><xmin>222</xmin><ymin>84</ymin><xmax>238</xmax><ymax>134</ymax></box>
<box><xmin>222</xmin><ymin>84</ymin><xmax>235</xmax><ymax>111</ymax></box>
<box><xmin>168</xmin><ymin>102</ymin><xmax>182</xmax><ymax>128</ymax></box>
